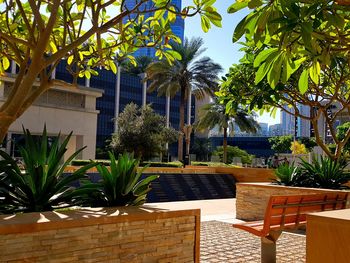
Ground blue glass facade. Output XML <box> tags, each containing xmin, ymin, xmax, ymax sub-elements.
<box><xmin>54</xmin><ymin>1</ymin><xmax>190</xmax><ymax>158</ymax></box>
<box><xmin>124</xmin><ymin>0</ymin><xmax>185</xmax><ymax>57</ymax></box>
<box><xmin>55</xmin><ymin>62</ymin><xmax>195</xmax><ymax>156</ymax></box>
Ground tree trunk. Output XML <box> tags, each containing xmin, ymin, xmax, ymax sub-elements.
<box><xmin>223</xmin><ymin>127</ymin><xmax>228</xmax><ymax>163</ymax></box>
<box><xmin>311</xmin><ymin>119</ymin><xmax>335</xmax><ymax>160</ymax></box>
<box><xmin>186</xmin><ymin>135</ymin><xmax>191</xmax><ymax>156</ymax></box>
<box><xmin>0</xmin><ymin>115</ymin><xmax>13</xmax><ymax>142</ymax></box>
<box><xmin>178</xmin><ymin>87</ymin><xmax>185</xmax><ymax>162</ymax></box>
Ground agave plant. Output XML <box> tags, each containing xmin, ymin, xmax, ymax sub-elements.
<box><xmin>0</xmin><ymin>127</ymin><xmax>96</xmax><ymax>214</ymax></box>
<box><xmin>299</xmin><ymin>156</ymin><xmax>350</xmax><ymax>189</ymax></box>
<box><xmin>274</xmin><ymin>163</ymin><xmax>300</xmax><ymax>186</ymax></box>
<box><xmin>83</xmin><ymin>152</ymin><xmax>159</xmax><ymax>207</ymax></box>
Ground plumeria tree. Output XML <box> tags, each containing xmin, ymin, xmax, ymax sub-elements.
<box><xmin>221</xmin><ymin>0</ymin><xmax>350</xmax><ymax>160</ymax></box>
<box><xmin>0</xmin><ymin>0</ymin><xmax>222</xmax><ymax>141</ymax></box>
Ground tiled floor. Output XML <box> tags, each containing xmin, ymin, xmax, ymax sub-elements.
<box><xmin>146</xmin><ymin>199</ymin><xmax>306</xmax><ymax>262</ymax></box>
<box><xmin>201</xmin><ymin>221</ymin><xmax>306</xmax><ymax>263</ymax></box>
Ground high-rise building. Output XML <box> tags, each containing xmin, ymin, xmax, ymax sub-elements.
<box><xmin>55</xmin><ymin>63</ymin><xmax>194</xmax><ymax>158</ymax></box>
<box><xmin>269</xmin><ymin>123</ymin><xmax>282</xmax><ymax>136</ymax></box>
<box><xmin>297</xmin><ymin>104</ymin><xmax>310</xmax><ymax>137</ymax></box>
<box><xmin>54</xmin><ymin>1</ymin><xmax>188</xmax><ymax>158</ymax></box>
<box><xmin>258</xmin><ymin>123</ymin><xmax>269</xmax><ymax>136</ymax></box>
<box><xmin>280</xmin><ymin>104</ymin><xmax>310</xmax><ymax>137</ymax></box>
<box><xmin>124</xmin><ymin>0</ymin><xmax>185</xmax><ymax>57</ymax></box>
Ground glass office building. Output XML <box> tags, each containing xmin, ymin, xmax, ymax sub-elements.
<box><xmin>55</xmin><ymin>61</ymin><xmax>195</xmax><ymax>158</ymax></box>
<box><xmin>54</xmin><ymin>0</ymin><xmax>192</xmax><ymax>158</ymax></box>
<box><xmin>124</xmin><ymin>0</ymin><xmax>185</xmax><ymax>57</ymax></box>
<box><xmin>91</xmin><ymin>70</ymin><xmax>195</xmax><ymax>157</ymax></box>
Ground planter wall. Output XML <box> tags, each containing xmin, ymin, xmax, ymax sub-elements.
<box><xmin>0</xmin><ymin>206</ymin><xmax>200</xmax><ymax>262</ymax></box>
<box><xmin>214</xmin><ymin>167</ymin><xmax>275</xmax><ymax>182</ymax></box>
<box><xmin>236</xmin><ymin>183</ymin><xmax>350</xmax><ymax>221</ymax></box>
<box><xmin>65</xmin><ymin>166</ymin><xmax>276</xmax><ymax>184</ymax></box>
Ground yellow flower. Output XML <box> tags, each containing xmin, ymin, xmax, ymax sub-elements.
<box><xmin>290</xmin><ymin>141</ymin><xmax>307</xmax><ymax>154</ymax></box>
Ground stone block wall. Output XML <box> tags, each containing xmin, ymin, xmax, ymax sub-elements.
<box><xmin>236</xmin><ymin>183</ymin><xmax>350</xmax><ymax>220</ymax></box>
<box><xmin>0</xmin><ymin>207</ymin><xmax>200</xmax><ymax>262</ymax></box>
<box><xmin>215</xmin><ymin>167</ymin><xmax>275</xmax><ymax>182</ymax></box>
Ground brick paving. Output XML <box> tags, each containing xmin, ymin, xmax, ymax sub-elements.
<box><xmin>201</xmin><ymin>221</ymin><xmax>306</xmax><ymax>263</ymax></box>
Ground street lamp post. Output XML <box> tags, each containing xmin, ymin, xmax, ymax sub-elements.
<box><xmin>138</xmin><ymin>73</ymin><xmax>147</xmax><ymax>107</ymax></box>
<box><xmin>114</xmin><ymin>63</ymin><xmax>122</xmax><ymax>133</ymax></box>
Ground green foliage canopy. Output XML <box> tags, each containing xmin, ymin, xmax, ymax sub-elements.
<box><xmin>269</xmin><ymin>135</ymin><xmax>293</xmax><ymax>154</ymax></box>
<box><xmin>213</xmin><ymin>145</ymin><xmax>254</xmax><ymax>164</ymax></box>
<box><xmin>0</xmin><ymin>0</ymin><xmax>222</xmax><ymax>141</ymax></box>
<box><xmin>336</xmin><ymin>122</ymin><xmax>350</xmax><ymax>152</ymax></box>
<box><xmin>220</xmin><ymin>0</ymin><xmax>350</xmax><ymax>159</ymax></box>
<box><xmin>269</xmin><ymin>135</ymin><xmax>317</xmax><ymax>153</ymax></box>
<box><xmin>110</xmin><ymin>103</ymin><xmax>178</xmax><ymax>160</ymax></box>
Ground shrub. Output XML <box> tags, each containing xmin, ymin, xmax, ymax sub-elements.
<box><xmin>273</xmin><ymin>162</ymin><xmax>314</xmax><ymax>187</ymax></box>
<box><xmin>80</xmin><ymin>152</ymin><xmax>159</xmax><ymax>207</ymax></box>
<box><xmin>140</xmin><ymin>162</ymin><xmax>182</xmax><ymax>168</ymax></box>
<box><xmin>299</xmin><ymin>156</ymin><xmax>350</xmax><ymax>189</ymax></box>
<box><xmin>0</xmin><ymin>128</ymin><xmax>95</xmax><ymax>214</ymax></box>
<box><xmin>213</xmin><ymin>145</ymin><xmax>254</xmax><ymax>164</ymax></box>
<box><xmin>273</xmin><ymin>156</ymin><xmax>350</xmax><ymax>189</ymax></box>
<box><xmin>71</xmin><ymin>159</ymin><xmax>111</xmax><ymax>166</ymax></box>
<box><xmin>274</xmin><ymin>163</ymin><xmax>300</xmax><ymax>186</ymax></box>
<box><xmin>110</xmin><ymin>103</ymin><xmax>178</xmax><ymax>160</ymax></box>
<box><xmin>269</xmin><ymin>135</ymin><xmax>293</xmax><ymax>153</ymax></box>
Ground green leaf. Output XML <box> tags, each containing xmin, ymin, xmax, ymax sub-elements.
<box><xmin>301</xmin><ymin>22</ymin><xmax>312</xmax><ymax>49</ymax></box>
<box><xmin>84</xmin><ymin>70</ymin><xmax>91</xmax><ymax>79</ymax></box>
<box><xmin>254</xmin><ymin>48</ymin><xmax>278</xmax><ymax>68</ymax></box>
<box><xmin>67</xmin><ymin>55</ymin><xmax>73</xmax><ymax>65</ymax></box>
<box><xmin>50</xmin><ymin>41</ymin><xmax>58</xmax><ymax>53</ymax></box>
<box><xmin>154</xmin><ymin>9</ymin><xmax>165</xmax><ymax>19</ymax></box>
<box><xmin>309</xmin><ymin>61</ymin><xmax>320</xmax><ymax>85</ymax></box>
<box><xmin>109</xmin><ymin>61</ymin><xmax>117</xmax><ymax>74</ymax></box>
<box><xmin>233</xmin><ymin>15</ymin><xmax>249</xmax><ymax>42</ymax></box>
<box><xmin>204</xmin><ymin>10</ymin><xmax>222</xmax><ymax>27</ymax></box>
<box><xmin>298</xmin><ymin>69</ymin><xmax>309</xmax><ymax>95</ymax></box>
<box><xmin>168</xmin><ymin>6</ymin><xmax>176</xmax><ymax>23</ymax></box>
<box><xmin>267</xmin><ymin>53</ymin><xmax>283</xmax><ymax>89</ymax></box>
<box><xmin>2</xmin><ymin>57</ymin><xmax>10</xmax><ymax>70</ymax></box>
<box><xmin>167</xmin><ymin>50</ymin><xmax>182</xmax><ymax>60</ymax></box>
<box><xmin>248</xmin><ymin>0</ymin><xmax>263</xmax><ymax>9</ymax></box>
<box><xmin>255</xmin><ymin>62</ymin><xmax>268</xmax><ymax>84</ymax></box>
<box><xmin>203</xmin><ymin>0</ymin><xmax>216</xmax><ymax>7</ymax></box>
<box><xmin>201</xmin><ymin>15</ymin><xmax>211</xmax><ymax>33</ymax></box>
<box><xmin>228</xmin><ymin>1</ymin><xmax>248</xmax><ymax>13</ymax></box>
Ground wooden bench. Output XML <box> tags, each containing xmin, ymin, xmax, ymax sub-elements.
<box><xmin>233</xmin><ymin>193</ymin><xmax>349</xmax><ymax>263</ymax></box>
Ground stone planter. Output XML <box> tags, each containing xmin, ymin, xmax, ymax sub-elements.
<box><xmin>0</xmin><ymin>206</ymin><xmax>200</xmax><ymax>262</ymax></box>
<box><xmin>236</xmin><ymin>182</ymin><xmax>350</xmax><ymax>221</ymax></box>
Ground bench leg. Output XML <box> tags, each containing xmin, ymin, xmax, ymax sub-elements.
<box><xmin>261</xmin><ymin>231</ymin><xmax>281</xmax><ymax>263</ymax></box>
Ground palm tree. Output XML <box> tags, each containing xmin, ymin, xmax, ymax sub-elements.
<box><xmin>146</xmin><ymin>38</ymin><xmax>223</xmax><ymax>161</ymax></box>
<box><xmin>195</xmin><ymin>100</ymin><xmax>260</xmax><ymax>163</ymax></box>
<box><xmin>191</xmin><ymin>137</ymin><xmax>212</xmax><ymax>161</ymax></box>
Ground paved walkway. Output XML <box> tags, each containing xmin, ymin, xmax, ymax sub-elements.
<box><xmin>147</xmin><ymin>199</ymin><xmax>306</xmax><ymax>262</ymax></box>
<box><xmin>201</xmin><ymin>221</ymin><xmax>305</xmax><ymax>263</ymax></box>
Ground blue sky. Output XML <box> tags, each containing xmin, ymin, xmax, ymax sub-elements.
<box><xmin>182</xmin><ymin>0</ymin><xmax>280</xmax><ymax>125</ymax></box>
